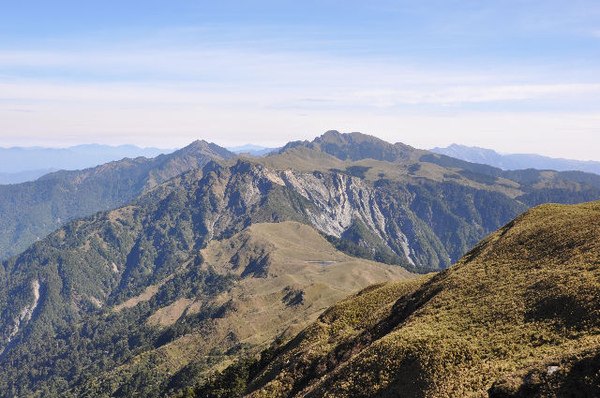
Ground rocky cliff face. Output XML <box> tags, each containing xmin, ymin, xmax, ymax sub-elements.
<box><xmin>139</xmin><ymin>156</ymin><xmax>600</xmax><ymax>273</ymax></box>
<box><xmin>150</xmin><ymin>161</ymin><xmax>448</xmax><ymax>270</ymax></box>
<box><xmin>3</xmin><ymin>143</ymin><xmax>597</xmax><ymax>353</ymax></box>
<box><xmin>0</xmin><ymin>158</ymin><xmax>509</xmax><ymax>356</ymax></box>
<box><xmin>216</xmin><ymin>160</ymin><xmax>524</xmax><ymax>270</ymax></box>
<box><xmin>0</xmin><ymin>157</ymin><xmax>418</xmax><ymax>396</ymax></box>
<box><xmin>3</xmin><ymin>132</ymin><xmax>600</xmax><ymax>397</ymax></box>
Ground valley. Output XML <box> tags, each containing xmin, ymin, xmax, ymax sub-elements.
<box><xmin>0</xmin><ymin>132</ymin><xmax>599</xmax><ymax>397</ymax></box>
<box><xmin>4</xmin><ymin>1</ymin><xmax>598</xmax><ymax>396</ymax></box>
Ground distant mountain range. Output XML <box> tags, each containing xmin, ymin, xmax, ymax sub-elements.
<box><xmin>227</xmin><ymin>144</ymin><xmax>279</xmax><ymax>156</ymax></box>
<box><xmin>3</xmin><ymin>131</ymin><xmax>600</xmax><ymax>267</ymax></box>
<box><xmin>0</xmin><ymin>144</ymin><xmax>281</xmax><ymax>184</ymax></box>
<box><xmin>2</xmin><ymin>131</ymin><xmax>600</xmax><ymax>396</ymax></box>
<box><xmin>431</xmin><ymin>143</ymin><xmax>600</xmax><ymax>174</ymax></box>
<box><xmin>0</xmin><ymin>144</ymin><xmax>173</xmax><ymax>184</ymax></box>
<box><xmin>6</xmin><ymin>142</ymin><xmax>598</xmax><ymax>186</ymax></box>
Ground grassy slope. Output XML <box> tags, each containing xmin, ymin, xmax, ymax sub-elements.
<box><xmin>4</xmin><ymin>132</ymin><xmax>600</xmax><ymax>396</ymax></box>
<box><xmin>260</xmin><ymin>132</ymin><xmax>542</xmax><ymax>199</ymax></box>
<box><xmin>244</xmin><ymin>201</ymin><xmax>600</xmax><ymax>398</ymax></box>
<box><xmin>75</xmin><ymin>221</ymin><xmax>412</xmax><ymax>396</ymax></box>
<box><xmin>259</xmin><ymin>142</ymin><xmax>521</xmax><ymax>196</ymax></box>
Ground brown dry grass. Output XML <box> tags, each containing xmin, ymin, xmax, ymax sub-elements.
<box><xmin>246</xmin><ymin>201</ymin><xmax>600</xmax><ymax>398</ymax></box>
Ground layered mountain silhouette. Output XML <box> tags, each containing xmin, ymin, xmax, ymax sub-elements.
<box><xmin>1</xmin><ymin>131</ymin><xmax>600</xmax><ymax>396</ymax></box>
<box><xmin>0</xmin><ymin>140</ymin><xmax>235</xmax><ymax>260</ymax></box>
<box><xmin>227</xmin><ymin>144</ymin><xmax>278</xmax><ymax>156</ymax></box>
<box><xmin>0</xmin><ymin>144</ymin><xmax>171</xmax><ymax>173</ymax></box>
<box><xmin>3</xmin><ymin>131</ymin><xmax>600</xmax><ymax>265</ymax></box>
<box><xmin>431</xmin><ymin>143</ymin><xmax>600</xmax><ymax>175</ymax></box>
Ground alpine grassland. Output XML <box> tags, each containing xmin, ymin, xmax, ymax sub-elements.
<box><xmin>194</xmin><ymin>201</ymin><xmax>600</xmax><ymax>398</ymax></box>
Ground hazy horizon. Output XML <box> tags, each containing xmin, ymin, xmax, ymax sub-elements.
<box><xmin>2</xmin><ymin>1</ymin><xmax>599</xmax><ymax>160</ymax></box>
<box><xmin>3</xmin><ymin>135</ymin><xmax>600</xmax><ymax>164</ymax></box>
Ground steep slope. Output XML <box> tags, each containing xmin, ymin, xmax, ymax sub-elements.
<box><xmin>3</xmin><ymin>130</ymin><xmax>598</xmax><ymax>269</ymax></box>
<box><xmin>75</xmin><ymin>222</ymin><xmax>410</xmax><ymax>397</ymax></box>
<box><xmin>260</xmin><ymin>131</ymin><xmax>600</xmax><ymax>269</ymax></box>
<box><xmin>2</xmin><ymin>132</ymin><xmax>598</xmax><ymax>341</ymax></box>
<box><xmin>226</xmin><ymin>201</ymin><xmax>600</xmax><ymax>398</ymax></box>
<box><xmin>0</xmin><ymin>158</ymin><xmax>412</xmax><ymax>397</ymax></box>
<box><xmin>3</xmin><ymin>132</ymin><xmax>600</xmax><ymax>396</ymax></box>
<box><xmin>0</xmin><ymin>140</ymin><xmax>235</xmax><ymax>260</ymax></box>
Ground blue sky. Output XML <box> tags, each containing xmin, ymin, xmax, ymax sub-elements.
<box><xmin>1</xmin><ymin>1</ymin><xmax>599</xmax><ymax>159</ymax></box>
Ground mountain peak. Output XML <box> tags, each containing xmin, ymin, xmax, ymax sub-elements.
<box><xmin>310</xmin><ymin>130</ymin><xmax>416</xmax><ymax>162</ymax></box>
<box><xmin>316</xmin><ymin>129</ymin><xmax>345</xmax><ymax>143</ymax></box>
<box><xmin>315</xmin><ymin>130</ymin><xmax>384</xmax><ymax>145</ymax></box>
<box><xmin>177</xmin><ymin>140</ymin><xmax>236</xmax><ymax>159</ymax></box>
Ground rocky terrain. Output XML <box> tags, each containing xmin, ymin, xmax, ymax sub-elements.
<box><xmin>1</xmin><ymin>131</ymin><xmax>600</xmax><ymax>396</ymax></box>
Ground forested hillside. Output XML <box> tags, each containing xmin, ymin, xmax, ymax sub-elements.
<box><xmin>0</xmin><ymin>159</ymin><xmax>412</xmax><ymax>397</ymax></box>
<box><xmin>2</xmin><ymin>132</ymin><xmax>600</xmax><ymax>396</ymax></box>
<box><xmin>0</xmin><ymin>140</ymin><xmax>234</xmax><ymax>260</ymax></box>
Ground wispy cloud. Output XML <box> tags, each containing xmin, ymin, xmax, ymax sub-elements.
<box><xmin>3</xmin><ymin>77</ymin><xmax>599</xmax><ymax>113</ymax></box>
<box><xmin>8</xmin><ymin>109</ymin><xmax>36</xmax><ymax>113</ymax></box>
<box><xmin>1</xmin><ymin>7</ymin><xmax>599</xmax><ymax>159</ymax></box>
<box><xmin>342</xmin><ymin>84</ymin><xmax>600</xmax><ymax>107</ymax></box>
<box><xmin>2</xmin><ymin>40</ymin><xmax>599</xmax><ymax>108</ymax></box>
<box><xmin>0</xmin><ymin>46</ymin><xmax>478</xmax><ymax>86</ymax></box>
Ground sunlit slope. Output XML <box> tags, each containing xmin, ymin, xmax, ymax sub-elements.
<box><xmin>258</xmin><ymin>131</ymin><xmax>600</xmax><ymax>269</ymax></box>
<box><xmin>3</xmin><ymin>131</ymin><xmax>600</xmax><ymax>397</ymax></box>
<box><xmin>201</xmin><ymin>221</ymin><xmax>413</xmax><ymax>346</ymax></box>
<box><xmin>74</xmin><ymin>221</ymin><xmax>412</xmax><ymax>397</ymax></box>
<box><xmin>243</xmin><ymin>201</ymin><xmax>600</xmax><ymax>398</ymax></box>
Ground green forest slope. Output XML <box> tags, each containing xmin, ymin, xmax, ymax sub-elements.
<box><xmin>3</xmin><ymin>132</ymin><xmax>600</xmax><ymax>396</ymax></box>
<box><xmin>0</xmin><ymin>140</ymin><xmax>235</xmax><ymax>260</ymax></box>
<box><xmin>0</xmin><ymin>158</ymin><xmax>413</xmax><ymax>397</ymax></box>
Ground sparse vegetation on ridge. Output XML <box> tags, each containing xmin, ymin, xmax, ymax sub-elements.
<box><xmin>194</xmin><ymin>201</ymin><xmax>600</xmax><ymax>398</ymax></box>
<box><xmin>2</xmin><ymin>132</ymin><xmax>600</xmax><ymax>396</ymax></box>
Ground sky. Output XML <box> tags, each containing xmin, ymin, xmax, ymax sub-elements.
<box><xmin>1</xmin><ymin>0</ymin><xmax>599</xmax><ymax>160</ymax></box>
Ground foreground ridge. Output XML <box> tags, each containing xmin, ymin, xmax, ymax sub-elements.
<box><xmin>3</xmin><ymin>132</ymin><xmax>600</xmax><ymax>396</ymax></box>
<box><xmin>197</xmin><ymin>201</ymin><xmax>600</xmax><ymax>397</ymax></box>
